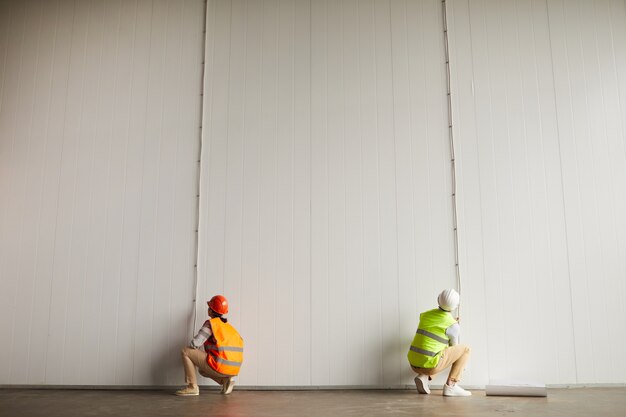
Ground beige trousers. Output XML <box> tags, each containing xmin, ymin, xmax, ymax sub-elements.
<box><xmin>181</xmin><ymin>347</ymin><xmax>232</xmax><ymax>387</ymax></box>
<box><xmin>411</xmin><ymin>344</ymin><xmax>471</xmax><ymax>383</ymax></box>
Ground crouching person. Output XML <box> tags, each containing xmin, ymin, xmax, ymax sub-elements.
<box><xmin>176</xmin><ymin>295</ymin><xmax>243</xmax><ymax>396</ymax></box>
<box><xmin>407</xmin><ymin>289</ymin><xmax>471</xmax><ymax>397</ymax></box>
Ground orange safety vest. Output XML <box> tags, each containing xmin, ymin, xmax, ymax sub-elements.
<box><xmin>204</xmin><ymin>317</ymin><xmax>244</xmax><ymax>376</ymax></box>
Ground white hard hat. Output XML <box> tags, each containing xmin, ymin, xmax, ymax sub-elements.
<box><xmin>438</xmin><ymin>288</ymin><xmax>460</xmax><ymax>312</ymax></box>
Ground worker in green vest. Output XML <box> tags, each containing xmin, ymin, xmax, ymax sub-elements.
<box><xmin>407</xmin><ymin>289</ymin><xmax>471</xmax><ymax>397</ymax></box>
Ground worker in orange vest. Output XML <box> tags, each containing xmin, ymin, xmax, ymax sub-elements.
<box><xmin>176</xmin><ymin>295</ymin><xmax>244</xmax><ymax>396</ymax></box>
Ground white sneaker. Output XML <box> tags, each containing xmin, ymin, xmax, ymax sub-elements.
<box><xmin>414</xmin><ymin>374</ymin><xmax>431</xmax><ymax>394</ymax></box>
<box><xmin>222</xmin><ymin>377</ymin><xmax>236</xmax><ymax>395</ymax></box>
<box><xmin>443</xmin><ymin>383</ymin><xmax>472</xmax><ymax>397</ymax></box>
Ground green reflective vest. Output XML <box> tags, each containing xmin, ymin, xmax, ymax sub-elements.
<box><xmin>407</xmin><ymin>308</ymin><xmax>456</xmax><ymax>369</ymax></box>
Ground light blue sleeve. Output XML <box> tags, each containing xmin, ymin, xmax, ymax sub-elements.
<box><xmin>446</xmin><ymin>322</ymin><xmax>460</xmax><ymax>346</ymax></box>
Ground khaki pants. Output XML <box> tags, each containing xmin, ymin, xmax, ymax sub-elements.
<box><xmin>181</xmin><ymin>347</ymin><xmax>232</xmax><ymax>387</ymax></box>
<box><xmin>411</xmin><ymin>344</ymin><xmax>471</xmax><ymax>383</ymax></box>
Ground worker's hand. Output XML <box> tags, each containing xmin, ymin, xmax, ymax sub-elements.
<box><xmin>456</xmin><ymin>316</ymin><xmax>460</xmax><ymax>323</ymax></box>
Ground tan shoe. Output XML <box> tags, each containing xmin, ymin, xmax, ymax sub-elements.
<box><xmin>222</xmin><ymin>378</ymin><xmax>235</xmax><ymax>395</ymax></box>
<box><xmin>175</xmin><ymin>385</ymin><xmax>199</xmax><ymax>396</ymax></box>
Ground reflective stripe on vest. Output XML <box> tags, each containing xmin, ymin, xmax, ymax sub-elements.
<box><xmin>407</xmin><ymin>309</ymin><xmax>456</xmax><ymax>369</ymax></box>
<box><xmin>209</xmin><ymin>352</ymin><xmax>243</xmax><ymax>367</ymax></box>
<box><xmin>205</xmin><ymin>345</ymin><xmax>244</xmax><ymax>353</ymax></box>
<box><xmin>205</xmin><ymin>318</ymin><xmax>244</xmax><ymax>376</ymax></box>
<box><xmin>409</xmin><ymin>346</ymin><xmax>438</xmax><ymax>357</ymax></box>
<box><xmin>415</xmin><ymin>328</ymin><xmax>449</xmax><ymax>345</ymax></box>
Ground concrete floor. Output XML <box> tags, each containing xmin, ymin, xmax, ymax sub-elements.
<box><xmin>1</xmin><ymin>387</ymin><xmax>625</xmax><ymax>417</ymax></box>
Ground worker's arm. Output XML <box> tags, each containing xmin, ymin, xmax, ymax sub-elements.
<box><xmin>446</xmin><ymin>322</ymin><xmax>460</xmax><ymax>346</ymax></box>
<box><xmin>189</xmin><ymin>320</ymin><xmax>213</xmax><ymax>348</ymax></box>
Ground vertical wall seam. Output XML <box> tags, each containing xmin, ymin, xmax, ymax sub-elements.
<box><xmin>67</xmin><ymin>0</ymin><xmax>91</xmax><ymax>383</ymax></box>
<box><xmin>165</xmin><ymin>1</ymin><xmax>186</xmax><ymax>385</ymax></box>
<box><xmin>221</xmin><ymin>0</ymin><xmax>233</xmax><ymax>296</ymax></box>
<box><xmin>324</xmin><ymin>0</ymin><xmax>330</xmax><ymax>384</ymax></box>
<box><xmin>371</xmin><ymin>0</ymin><xmax>384</xmax><ymax>381</ymax></box>
<box><xmin>101</xmin><ymin>1</ymin><xmax>122</xmax><ymax>383</ymax></box>
<box><xmin>340</xmin><ymin>0</ymin><xmax>347</xmax><ymax>384</ymax></box>
<box><xmin>462</xmin><ymin>0</ymin><xmax>492</xmax><ymax>379</ymax></box>
<box><xmin>131</xmin><ymin>0</ymin><xmax>155</xmax><ymax>384</ymax></box>
<box><xmin>113</xmin><ymin>0</ymin><xmax>139</xmax><ymax>384</ymax></box>
<box><xmin>545</xmin><ymin>0</ymin><xmax>578</xmax><ymax>383</ymax></box>
<box><xmin>0</xmin><ymin>1</ymin><xmax>13</xmax><ymax>117</ymax></box>
<box><xmin>499</xmin><ymin>2</ymin><xmax>519</xmax><ymax>324</ymax></box>
<box><xmin>607</xmin><ymin>0</ymin><xmax>626</xmax><ymax>337</ymax></box>
<box><xmin>88</xmin><ymin>0</ymin><xmax>106</xmax><ymax>384</ymax></box>
<box><xmin>290</xmin><ymin>0</ymin><xmax>295</xmax><ymax>384</ymax></box>
<box><xmin>529</xmin><ymin>0</ymin><xmax>560</xmax><ymax>380</ymax></box>
<box><xmin>20</xmin><ymin>2</ymin><xmax>45</xmax><ymax>383</ymax></box>
<box><xmin>308</xmin><ymin>0</ymin><xmax>313</xmax><ymax>386</ymax></box>
<box><xmin>387</xmin><ymin>0</ymin><xmax>401</xmax><ymax>379</ymax></box>
<box><xmin>256</xmin><ymin>0</ymin><xmax>265</xmax><ymax>384</ymax></box>
<box><xmin>0</xmin><ymin>3</ymin><xmax>12</xmax><ymax>320</ymax></box>
<box><xmin>405</xmin><ymin>0</ymin><xmax>417</xmax><ymax>322</ymax></box>
<box><xmin>486</xmin><ymin>0</ymin><xmax>506</xmax><ymax>369</ymax></box>
<box><xmin>78</xmin><ymin>0</ymin><xmax>96</xmax><ymax>383</ymax></box>
<box><xmin>43</xmin><ymin>0</ymin><xmax>77</xmax><ymax>384</ymax></box>
<box><xmin>423</xmin><ymin>1</ymin><xmax>433</xmax><ymax>284</ymax></box>
<box><xmin>147</xmin><ymin>0</ymin><xmax>170</xmax><ymax>383</ymax></box>
<box><xmin>517</xmin><ymin>0</ymin><xmax>541</xmax><ymax>378</ymax></box>
<box><xmin>573</xmin><ymin>0</ymin><xmax>595</xmax><ymax>383</ymax></box>
<box><xmin>56</xmin><ymin>0</ymin><xmax>79</xmax><ymax>382</ymax></box>
<box><xmin>591</xmin><ymin>0</ymin><xmax>614</xmax><ymax>379</ymax></box>
<box><xmin>7</xmin><ymin>0</ymin><xmax>29</xmax><ymax>383</ymax></box>
<box><xmin>274</xmin><ymin>0</ymin><xmax>280</xmax><ymax>385</ymax></box>
<box><xmin>356</xmin><ymin>0</ymin><xmax>366</xmax><ymax>384</ymax></box>
<box><xmin>27</xmin><ymin>0</ymin><xmax>61</xmax><ymax>382</ymax></box>
<box><xmin>239</xmin><ymin>0</ymin><xmax>249</xmax><ymax>359</ymax></box>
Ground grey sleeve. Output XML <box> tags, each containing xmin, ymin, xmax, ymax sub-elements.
<box><xmin>190</xmin><ymin>321</ymin><xmax>213</xmax><ymax>348</ymax></box>
<box><xmin>446</xmin><ymin>323</ymin><xmax>460</xmax><ymax>346</ymax></box>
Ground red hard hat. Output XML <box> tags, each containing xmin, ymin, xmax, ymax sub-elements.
<box><xmin>208</xmin><ymin>295</ymin><xmax>229</xmax><ymax>315</ymax></box>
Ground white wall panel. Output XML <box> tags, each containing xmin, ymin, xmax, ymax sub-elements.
<box><xmin>547</xmin><ymin>0</ymin><xmax>626</xmax><ymax>384</ymax></box>
<box><xmin>7</xmin><ymin>0</ymin><xmax>623</xmax><ymax>390</ymax></box>
<box><xmin>0</xmin><ymin>0</ymin><xmax>205</xmax><ymax>385</ymax></box>
<box><xmin>198</xmin><ymin>0</ymin><xmax>455</xmax><ymax>387</ymax></box>
<box><xmin>449</xmin><ymin>0</ymin><xmax>626</xmax><ymax>385</ymax></box>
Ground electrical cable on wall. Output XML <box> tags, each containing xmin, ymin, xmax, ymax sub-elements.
<box><xmin>442</xmin><ymin>0</ymin><xmax>462</xmax><ymax>314</ymax></box>
<box><xmin>192</xmin><ymin>0</ymin><xmax>210</xmax><ymax>335</ymax></box>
